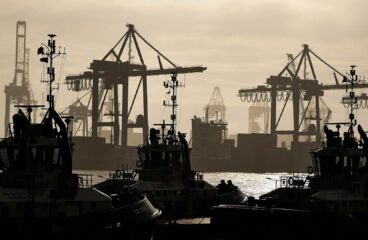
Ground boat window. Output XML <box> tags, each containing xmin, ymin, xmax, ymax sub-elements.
<box><xmin>7</xmin><ymin>148</ymin><xmax>27</xmax><ymax>170</ymax></box>
<box><xmin>147</xmin><ymin>150</ymin><xmax>161</xmax><ymax>168</ymax></box>
<box><xmin>32</xmin><ymin>148</ymin><xmax>37</xmax><ymax>159</ymax></box>
<box><xmin>139</xmin><ymin>151</ymin><xmax>146</xmax><ymax>161</ymax></box>
<box><xmin>164</xmin><ymin>152</ymin><xmax>171</xmax><ymax>167</ymax></box>
<box><xmin>335</xmin><ymin>156</ymin><xmax>340</xmax><ymax>165</ymax></box>
<box><xmin>160</xmin><ymin>152</ymin><xmax>165</xmax><ymax>167</ymax></box>
<box><xmin>0</xmin><ymin>148</ymin><xmax>10</xmax><ymax>169</ymax></box>
<box><xmin>14</xmin><ymin>148</ymin><xmax>23</xmax><ymax>168</ymax></box>
<box><xmin>360</xmin><ymin>157</ymin><xmax>367</xmax><ymax>168</ymax></box>
<box><xmin>53</xmin><ymin>148</ymin><xmax>60</xmax><ymax>165</ymax></box>
<box><xmin>344</xmin><ymin>156</ymin><xmax>348</xmax><ymax>167</ymax></box>
<box><xmin>179</xmin><ymin>152</ymin><xmax>183</xmax><ymax>164</ymax></box>
<box><xmin>45</xmin><ymin>148</ymin><xmax>53</xmax><ymax>165</ymax></box>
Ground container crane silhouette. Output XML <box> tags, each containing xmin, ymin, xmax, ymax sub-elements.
<box><xmin>4</xmin><ymin>21</ymin><xmax>37</xmax><ymax>136</ymax></box>
<box><xmin>65</xmin><ymin>24</ymin><xmax>206</xmax><ymax>156</ymax></box>
<box><xmin>239</xmin><ymin>44</ymin><xmax>368</xmax><ymax>144</ymax></box>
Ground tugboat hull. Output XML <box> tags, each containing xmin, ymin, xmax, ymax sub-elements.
<box><xmin>211</xmin><ymin>205</ymin><xmax>356</xmax><ymax>240</ymax></box>
<box><xmin>0</xmin><ymin>196</ymin><xmax>161</xmax><ymax>239</ymax></box>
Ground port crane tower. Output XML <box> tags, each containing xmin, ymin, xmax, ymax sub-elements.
<box><xmin>204</xmin><ymin>86</ymin><xmax>226</xmax><ymax>123</ymax></box>
<box><xmin>239</xmin><ymin>44</ymin><xmax>368</xmax><ymax>143</ymax></box>
<box><xmin>65</xmin><ymin>24</ymin><xmax>206</xmax><ymax>155</ymax></box>
<box><xmin>4</xmin><ymin>21</ymin><xmax>37</xmax><ymax>136</ymax></box>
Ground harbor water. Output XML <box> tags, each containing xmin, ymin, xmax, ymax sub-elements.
<box><xmin>75</xmin><ymin>171</ymin><xmax>290</xmax><ymax>198</ymax></box>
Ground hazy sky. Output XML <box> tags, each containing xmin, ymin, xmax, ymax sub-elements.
<box><xmin>1</xmin><ymin>0</ymin><xmax>368</xmax><ymax>137</ymax></box>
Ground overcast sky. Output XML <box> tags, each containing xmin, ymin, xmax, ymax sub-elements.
<box><xmin>1</xmin><ymin>0</ymin><xmax>368</xmax><ymax>137</ymax></box>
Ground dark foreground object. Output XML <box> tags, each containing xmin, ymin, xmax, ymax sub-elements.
<box><xmin>210</xmin><ymin>205</ymin><xmax>365</xmax><ymax>240</ymax></box>
<box><xmin>2</xmin><ymin>208</ymin><xmax>366</xmax><ymax>240</ymax></box>
<box><xmin>0</xmin><ymin>220</ymin><xmax>157</xmax><ymax>240</ymax></box>
<box><xmin>148</xmin><ymin>206</ymin><xmax>368</xmax><ymax>240</ymax></box>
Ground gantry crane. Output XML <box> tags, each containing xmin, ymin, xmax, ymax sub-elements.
<box><xmin>202</xmin><ymin>86</ymin><xmax>227</xmax><ymax>140</ymax></box>
<box><xmin>248</xmin><ymin>102</ymin><xmax>270</xmax><ymax>133</ymax></box>
<box><xmin>4</xmin><ymin>21</ymin><xmax>36</xmax><ymax>136</ymax></box>
<box><xmin>65</xmin><ymin>24</ymin><xmax>206</xmax><ymax>154</ymax></box>
<box><xmin>238</xmin><ymin>44</ymin><xmax>368</xmax><ymax>143</ymax></box>
<box><xmin>204</xmin><ymin>86</ymin><xmax>226</xmax><ymax>123</ymax></box>
<box><xmin>287</xmin><ymin>53</ymin><xmax>331</xmax><ymax>140</ymax></box>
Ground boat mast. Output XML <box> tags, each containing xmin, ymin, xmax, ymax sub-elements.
<box><xmin>37</xmin><ymin>34</ymin><xmax>65</xmax><ymax>109</ymax></box>
<box><xmin>163</xmin><ymin>72</ymin><xmax>184</xmax><ymax>138</ymax></box>
<box><xmin>342</xmin><ymin>65</ymin><xmax>360</xmax><ymax>135</ymax></box>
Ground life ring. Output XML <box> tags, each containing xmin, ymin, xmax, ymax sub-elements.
<box><xmin>307</xmin><ymin>166</ymin><xmax>314</xmax><ymax>174</ymax></box>
<box><xmin>287</xmin><ymin>177</ymin><xmax>294</xmax><ymax>186</ymax></box>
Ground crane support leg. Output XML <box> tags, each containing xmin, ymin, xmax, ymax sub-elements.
<box><xmin>270</xmin><ymin>84</ymin><xmax>277</xmax><ymax>134</ymax></box>
<box><xmin>292</xmin><ymin>82</ymin><xmax>300</xmax><ymax>143</ymax></box>
<box><xmin>92</xmin><ymin>73</ymin><xmax>99</xmax><ymax>138</ymax></box>
<box><xmin>113</xmin><ymin>83</ymin><xmax>120</xmax><ymax>145</ymax></box>
<box><xmin>315</xmin><ymin>96</ymin><xmax>321</xmax><ymax>142</ymax></box>
<box><xmin>121</xmin><ymin>80</ymin><xmax>129</xmax><ymax>154</ymax></box>
<box><xmin>4</xmin><ymin>94</ymin><xmax>10</xmax><ymax>136</ymax></box>
<box><xmin>142</xmin><ymin>74</ymin><xmax>148</xmax><ymax>141</ymax></box>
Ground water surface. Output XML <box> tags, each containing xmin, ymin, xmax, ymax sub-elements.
<box><xmin>76</xmin><ymin>170</ymin><xmax>290</xmax><ymax>198</ymax></box>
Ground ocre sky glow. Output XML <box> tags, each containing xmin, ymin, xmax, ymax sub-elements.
<box><xmin>0</xmin><ymin>0</ymin><xmax>368</xmax><ymax>137</ymax></box>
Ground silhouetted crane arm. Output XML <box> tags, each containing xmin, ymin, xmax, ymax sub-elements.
<box><xmin>142</xmin><ymin>66</ymin><xmax>207</xmax><ymax>76</ymax></box>
<box><xmin>66</xmin><ymin>66</ymin><xmax>206</xmax><ymax>81</ymax></box>
<box><xmin>320</xmin><ymin>83</ymin><xmax>368</xmax><ymax>90</ymax></box>
<box><xmin>238</xmin><ymin>82</ymin><xmax>368</xmax><ymax>95</ymax></box>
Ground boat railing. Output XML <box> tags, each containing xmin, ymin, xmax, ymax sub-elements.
<box><xmin>279</xmin><ymin>173</ymin><xmax>309</xmax><ymax>188</ymax></box>
<box><xmin>78</xmin><ymin>174</ymin><xmax>93</xmax><ymax>188</ymax></box>
<box><xmin>108</xmin><ymin>169</ymin><xmax>136</xmax><ymax>181</ymax></box>
<box><xmin>195</xmin><ymin>171</ymin><xmax>204</xmax><ymax>181</ymax></box>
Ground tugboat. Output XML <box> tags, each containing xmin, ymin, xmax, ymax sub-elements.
<box><xmin>308</xmin><ymin>66</ymin><xmax>368</xmax><ymax>219</ymax></box>
<box><xmin>95</xmin><ymin>73</ymin><xmax>246</xmax><ymax>219</ymax></box>
<box><xmin>250</xmin><ymin>66</ymin><xmax>368</xmax><ymax>216</ymax></box>
<box><xmin>211</xmin><ymin>66</ymin><xmax>368</xmax><ymax>239</ymax></box>
<box><xmin>0</xmin><ymin>34</ymin><xmax>160</xmax><ymax>239</ymax></box>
